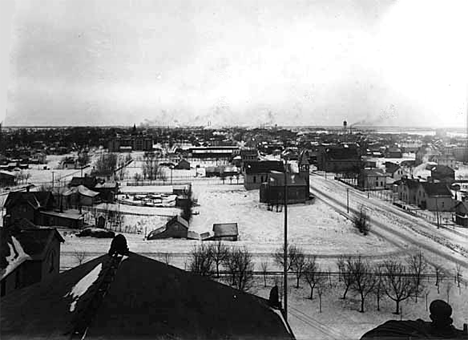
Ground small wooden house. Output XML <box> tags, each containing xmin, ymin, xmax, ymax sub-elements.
<box><xmin>146</xmin><ymin>216</ymin><xmax>189</xmax><ymax>240</ymax></box>
<box><xmin>415</xmin><ymin>182</ymin><xmax>453</xmax><ymax>212</ymax></box>
<box><xmin>1</xmin><ymin>220</ymin><xmax>64</xmax><ymax>297</ymax></box>
<box><xmin>175</xmin><ymin>159</ymin><xmax>191</xmax><ymax>170</ymax></box>
<box><xmin>454</xmin><ymin>201</ymin><xmax>468</xmax><ymax>227</ymax></box>
<box><xmin>212</xmin><ymin>223</ymin><xmax>239</xmax><ymax>241</ymax></box>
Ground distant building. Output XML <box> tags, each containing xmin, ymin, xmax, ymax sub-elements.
<box><xmin>397</xmin><ymin>178</ymin><xmax>420</xmax><ymax>204</ymax></box>
<box><xmin>1</xmin><ymin>220</ymin><xmax>64</xmax><ymax>297</ymax></box>
<box><xmin>415</xmin><ymin>182</ymin><xmax>453</xmax><ymax>212</ymax></box>
<box><xmin>146</xmin><ymin>215</ymin><xmax>189</xmax><ymax>240</ymax></box>
<box><xmin>212</xmin><ymin>223</ymin><xmax>239</xmax><ymax>241</ymax></box>
<box><xmin>385</xmin><ymin>147</ymin><xmax>402</xmax><ymax>158</ymax></box>
<box><xmin>454</xmin><ymin>201</ymin><xmax>468</xmax><ymax>227</ymax></box>
<box><xmin>4</xmin><ymin>191</ymin><xmax>55</xmax><ymax>226</ymax></box>
<box><xmin>430</xmin><ymin>165</ymin><xmax>455</xmax><ymax>183</ymax></box>
<box><xmin>317</xmin><ymin>144</ymin><xmax>361</xmax><ymax>173</ymax></box>
<box><xmin>0</xmin><ymin>170</ymin><xmax>16</xmax><ymax>187</ymax></box>
<box><xmin>243</xmin><ymin>160</ymin><xmax>285</xmax><ymax>190</ymax></box>
<box><xmin>260</xmin><ymin>172</ymin><xmax>309</xmax><ymax>204</ymax></box>
<box><xmin>174</xmin><ymin>159</ymin><xmax>190</xmax><ymax>170</ymax></box>
<box><xmin>358</xmin><ymin>169</ymin><xmax>389</xmax><ymax>190</ymax></box>
<box><xmin>108</xmin><ymin>135</ymin><xmax>154</xmax><ymax>152</ymax></box>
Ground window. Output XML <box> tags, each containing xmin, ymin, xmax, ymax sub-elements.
<box><xmin>441</xmin><ymin>202</ymin><xmax>444</xmax><ymax>208</ymax></box>
<box><xmin>253</xmin><ymin>176</ymin><xmax>256</xmax><ymax>183</ymax></box>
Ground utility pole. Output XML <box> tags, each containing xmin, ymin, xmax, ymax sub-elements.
<box><xmin>51</xmin><ymin>171</ymin><xmax>55</xmax><ymax>189</ymax></box>
<box><xmin>347</xmin><ymin>188</ymin><xmax>349</xmax><ymax>213</ymax></box>
<box><xmin>283</xmin><ymin>158</ymin><xmax>288</xmax><ymax>321</ymax></box>
<box><xmin>435</xmin><ymin>196</ymin><xmax>440</xmax><ymax>229</ymax></box>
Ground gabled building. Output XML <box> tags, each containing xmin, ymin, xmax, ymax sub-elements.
<box><xmin>385</xmin><ymin>162</ymin><xmax>405</xmax><ymax>181</ymax></box>
<box><xmin>212</xmin><ymin>223</ymin><xmax>239</xmax><ymax>241</ymax></box>
<box><xmin>454</xmin><ymin>201</ymin><xmax>468</xmax><ymax>227</ymax></box>
<box><xmin>0</xmin><ymin>220</ymin><xmax>64</xmax><ymax>297</ymax></box>
<box><xmin>0</xmin><ymin>250</ymin><xmax>294</xmax><ymax>339</ymax></box>
<box><xmin>415</xmin><ymin>182</ymin><xmax>453</xmax><ymax>212</ymax></box>
<box><xmin>317</xmin><ymin>144</ymin><xmax>361</xmax><ymax>173</ymax></box>
<box><xmin>385</xmin><ymin>147</ymin><xmax>402</xmax><ymax>158</ymax></box>
<box><xmin>146</xmin><ymin>215</ymin><xmax>189</xmax><ymax>240</ymax></box>
<box><xmin>358</xmin><ymin>169</ymin><xmax>389</xmax><ymax>191</ymax></box>
<box><xmin>430</xmin><ymin>165</ymin><xmax>455</xmax><ymax>183</ymax></box>
<box><xmin>68</xmin><ymin>176</ymin><xmax>98</xmax><ymax>190</ymax></box>
<box><xmin>4</xmin><ymin>191</ymin><xmax>55</xmax><ymax>225</ymax></box>
<box><xmin>260</xmin><ymin>171</ymin><xmax>309</xmax><ymax>204</ymax></box>
<box><xmin>243</xmin><ymin>160</ymin><xmax>285</xmax><ymax>190</ymax></box>
<box><xmin>397</xmin><ymin>178</ymin><xmax>420</xmax><ymax>204</ymax></box>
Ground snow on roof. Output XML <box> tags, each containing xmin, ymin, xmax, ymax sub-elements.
<box><xmin>64</xmin><ymin>263</ymin><xmax>103</xmax><ymax>312</ymax></box>
<box><xmin>1</xmin><ymin>236</ymin><xmax>31</xmax><ymax>280</ymax></box>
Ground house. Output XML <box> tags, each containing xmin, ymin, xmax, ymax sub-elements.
<box><xmin>68</xmin><ymin>176</ymin><xmax>98</xmax><ymax>190</ymax></box>
<box><xmin>358</xmin><ymin>169</ymin><xmax>389</xmax><ymax>190</ymax></box>
<box><xmin>62</xmin><ymin>185</ymin><xmax>100</xmax><ymax>207</ymax></box>
<box><xmin>4</xmin><ymin>191</ymin><xmax>55</xmax><ymax>225</ymax></box>
<box><xmin>243</xmin><ymin>160</ymin><xmax>285</xmax><ymax>190</ymax></box>
<box><xmin>415</xmin><ymin>182</ymin><xmax>453</xmax><ymax>212</ymax></box>
<box><xmin>212</xmin><ymin>223</ymin><xmax>239</xmax><ymax>241</ymax></box>
<box><xmin>108</xmin><ymin>135</ymin><xmax>154</xmax><ymax>152</ymax></box>
<box><xmin>454</xmin><ymin>201</ymin><xmax>468</xmax><ymax>227</ymax></box>
<box><xmin>260</xmin><ymin>171</ymin><xmax>309</xmax><ymax>204</ymax></box>
<box><xmin>62</xmin><ymin>157</ymin><xmax>78</xmax><ymax>169</ymax></box>
<box><xmin>0</xmin><ymin>249</ymin><xmax>293</xmax><ymax>339</ymax></box>
<box><xmin>146</xmin><ymin>215</ymin><xmax>189</xmax><ymax>240</ymax></box>
<box><xmin>0</xmin><ymin>220</ymin><xmax>64</xmax><ymax>297</ymax></box>
<box><xmin>430</xmin><ymin>165</ymin><xmax>455</xmax><ymax>183</ymax></box>
<box><xmin>317</xmin><ymin>144</ymin><xmax>361</xmax><ymax>173</ymax></box>
<box><xmin>0</xmin><ymin>170</ymin><xmax>16</xmax><ymax>187</ymax></box>
<box><xmin>175</xmin><ymin>159</ymin><xmax>190</xmax><ymax>170</ymax></box>
<box><xmin>397</xmin><ymin>178</ymin><xmax>420</xmax><ymax>204</ymax></box>
<box><xmin>385</xmin><ymin>162</ymin><xmax>405</xmax><ymax>181</ymax></box>
<box><xmin>429</xmin><ymin>153</ymin><xmax>457</xmax><ymax>169</ymax></box>
<box><xmin>415</xmin><ymin>145</ymin><xmax>440</xmax><ymax>165</ymax></box>
<box><xmin>40</xmin><ymin>209</ymin><xmax>85</xmax><ymax>229</ymax></box>
<box><xmin>94</xmin><ymin>182</ymin><xmax>118</xmax><ymax>203</ymax></box>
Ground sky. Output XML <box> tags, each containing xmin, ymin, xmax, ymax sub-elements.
<box><xmin>1</xmin><ymin>0</ymin><xmax>467</xmax><ymax>128</ymax></box>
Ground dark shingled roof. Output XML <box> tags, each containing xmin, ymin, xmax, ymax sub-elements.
<box><xmin>420</xmin><ymin>182</ymin><xmax>452</xmax><ymax>197</ymax></box>
<box><xmin>268</xmin><ymin>171</ymin><xmax>307</xmax><ymax>186</ymax></box>
<box><xmin>213</xmin><ymin>223</ymin><xmax>238</xmax><ymax>237</ymax></box>
<box><xmin>4</xmin><ymin>191</ymin><xmax>54</xmax><ymax>210</ymax></box>
<box><xmin>244</xmin><ymin>161</ymin><xmax>285</xmax><ymax>175</ymax></box>
<box><xmin>0</xmin><ymin>221</ymin><xmax>64</xmax><ymax>276</ymax></box>
<box><xmin>0</xmin><ymin>253</ymin><xmax>293</xmax><ymax>340</ymax></box>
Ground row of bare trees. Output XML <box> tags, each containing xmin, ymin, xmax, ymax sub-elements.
<box><xmin>189</xmin><ymin>242</ymin><xmax>254</xmax><ymax>292</ymax></box>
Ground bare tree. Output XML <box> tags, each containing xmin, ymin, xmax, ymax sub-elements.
<box><xmin>336</xmin><ymin>255</ymin><xmax>355</xmax><ymax>299</ymax></box>
<box><xmin>373</xmin><ymin>268</ymin><xmax>385</xmax><ymax>311</ymax></box>
<box><xmin>407</xmin><ymin>251</ymin><xmax>427</xmax><ymax>302</ymax></box>
<box><xmin>316</xmin><ymin>275</ymin><xmax>329</xmax><ymax>313</ymax></box>
<box><xmin>382</xmin><ymin>259</ymin><xmax>417</xmax><ymax>314</ymax></box>
<box><xmin>291</xmin><ymin>247</ymin><xmax>307</xmax><ymax>288</ymax></box>
<box><xmin>73</xmin><ymin>249</ymin><xmax>87</xmax><ymax>265</ymax></box>
<box><xmin>189</xmin><ymin>244</ymin><xmax>214</xmax><ymax>277</ymax></box>
<box><xmin>352</xmin><ymin>205</ymin><xmax>371</xmax><ymax>235</ymax></box>
<box><xmin>180</xmin><ymin>189</ymin><xmax>195</xmax><ymax>223</ymax></box>
<box><xmin>454</xmin><ymin>263</ymin><xmax>462</xmax><ymax>290</ymax></box>
<box><xmin>446</xmin><ymin>282</ymin><xmax>453</xmax><ymax>304</ymax></box>
<box><xmin>223</xmin><ymin>247</ymin><xmax>254</xmax><ymax>292</ymax></box>
<box><xmin>260</xmin><ymin>261</ymin><xmax>269</xmax><ymax>287</ymax></box>
<box><xmin>209</xmin><ymin>241</ymin><xmax>229</xmax><ymax>278</ymax></box>
<box><xmin>94</xmin><ymin>153</ymin><xmax>118</xmax><ymax>177</ymax></box>
<box><xmin>433</xmin><ymin>264</ymin><xmax>447</xmax><ymax>294</ymax></box>
<box><xmin>273</xmin><ymin>244</ymin><xmax>298</xmax><ymax>273</ymax></box>
<box><xmin>303</xmin><ymin>256</ymin><xmax>326</xmax><ymax>300</ymax></box>
<box><xmin>348</xmin><ymin>256</ymin><xmax>376</xmax><ymax>312</ymax></box>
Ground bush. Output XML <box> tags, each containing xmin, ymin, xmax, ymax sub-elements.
<box><xmin>352</xmin><ymin>205</ymin><xmax>370</xmax><ymax>235</ymax></box>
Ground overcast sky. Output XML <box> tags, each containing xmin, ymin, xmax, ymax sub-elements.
<box><xmin>2</xmin><ymin>0</ymin><xmax>467</xmax><ymax>127</ymax></box>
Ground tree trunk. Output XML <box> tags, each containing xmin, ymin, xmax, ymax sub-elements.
<box><xmin>360</xmin><ymin>295</ymin><xmax>365</xmax><ymax>313</ymax></box>
<box><xmin>296</xmin><ymin>275</ymin><xmax>300</xmax><ymax>289</ymax></box>
<box><xmin>377</xmin><ymin>295</ymin><xmax>380</xmax><ymax>311</ymax></box>
<box><xmin>342</xmin><ymin>285</ymin><xmax>349</xmax><ymax>299</ymax></box>
<box><xmin>395</xmin><ymin>300</ymin><xmax>400</xmax><ymax>314</ymax></box>
<box><xmin>319</xmin><ymin>295</ymin><xmax>322</xmax><ymax>313</ymax></box>
<box><xmin>310</xmin><ymin>286</ymin><xmax>314</xmax><ymax>300</ymax></box>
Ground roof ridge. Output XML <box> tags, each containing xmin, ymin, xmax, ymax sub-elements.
<box><xmin>69</xmin><ymin>255</ymin><xmax>124</xmax><ymax>339</ymax></box>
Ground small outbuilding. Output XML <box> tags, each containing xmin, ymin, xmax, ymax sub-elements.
<box><xmin>147</xmin><ymin>215</ymin><xmax>189</xmax><ymax>240</ymax></box>
<box><xmin>212</xmin><ymin>223</ymin><xmax>238</xmax><ymax>241</ymax></box>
